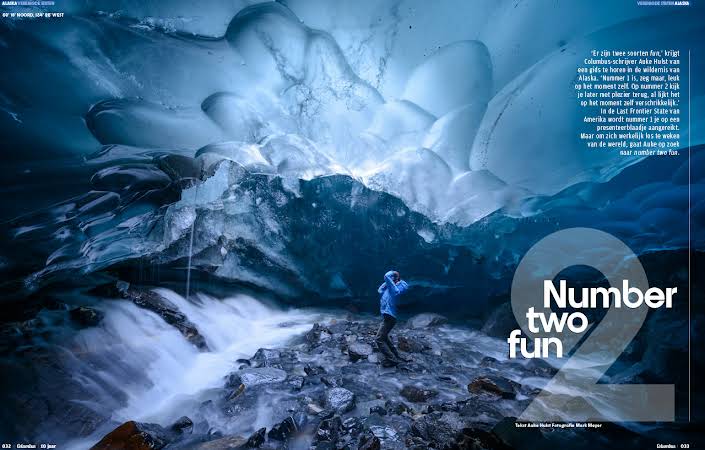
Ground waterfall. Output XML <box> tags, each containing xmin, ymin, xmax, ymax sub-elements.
<box><xmin>62</xmin><ymin>289</ymin><xmax>326</xmax><ymax>449</ymax></box>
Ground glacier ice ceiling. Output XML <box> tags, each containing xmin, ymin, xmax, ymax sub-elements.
<box><xmin>1</xmin><ymin>0</ymin><xmax>703</xmax><ymax>300</ymax></box>
<box><xmin>0</xmin><ymin>1</ymin><xmax>704</xmax><ymax>445</ymax></box>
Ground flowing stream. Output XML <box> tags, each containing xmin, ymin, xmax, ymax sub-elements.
<box><xmin>63</xmin><ymin>289</ymin><xmax>327</xmax><ymax>449</ymax></box>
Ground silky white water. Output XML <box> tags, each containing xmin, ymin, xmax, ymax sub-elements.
<box><xmin>64</xmin><ymin>289</ymin><xmax>326</xmax><ymax>449</ymax></box>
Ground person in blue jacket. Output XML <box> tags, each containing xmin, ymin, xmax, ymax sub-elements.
<box><xmin>376</xmin><ymin>270</ymin><xmax>410</xmax><ymax>366</ymax></box>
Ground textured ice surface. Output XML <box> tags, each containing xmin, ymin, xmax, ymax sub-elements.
<box><xmin>423</xmin><ymin>103</ymin><xmax>486</xmax><ymax>173</ymax></box>
<box><xmin>401</xmin><ymin>41</ymin><xmax>492</xmax><ymax>118</ymax></box>
<box><xmin>87</xmin><ymin>99</ymin><xmax>226</xmax><ymax>149</ymax></box>
<box><xmin>366</xmin><ymin>147</ymin><xmax>452</xmax><ymax>217</ymax></box>
<box><xmin>1</xmin><ymin>0</ymin><xmax>703</xmax><ymax>296</ymax></box>
<box><xmin>480</xmin><ymin>0</ymin><xmax>660</xmax><ymax>91</ymax></box>
<box><xmin>366</xmin><ymin>100</ymin><xmax>435</xmax><ymax>154</ymax></box>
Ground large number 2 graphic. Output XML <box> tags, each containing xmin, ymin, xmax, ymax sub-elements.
<box><xmin>511</xmin><ymin>228</ymin><xmax>675</xmax><ymax>422</ymax></box>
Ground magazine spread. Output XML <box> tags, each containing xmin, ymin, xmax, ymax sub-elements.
<box><xmin>0</xmin><ymin>1</ymin><xmax>702</xmax><ymax>449</ymax></box>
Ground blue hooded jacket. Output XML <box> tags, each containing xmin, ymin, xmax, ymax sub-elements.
<box><xmin>378</xmin><ymin>270</ymin><xmax>408</xmax><ymax>318</ymax></box>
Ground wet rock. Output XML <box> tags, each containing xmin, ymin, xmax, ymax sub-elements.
<box><xmin>306</xmin><ymin>403</ymin><xmax>326</xmax><ymax>415</ymax></box>
<box><xmin>369</xmin><ymin>425</ymin><xmax>399</xmax><ymax>443</ymax></box>
<box><xmin>492</xmin><ymin>417</ymin><xmax>544</xmax><ymax>450</ymax></box>
<box><xmin>314</xmin><ymin>416</ymin><xmax>342</xmax><ymax>443</ymax></box>
<box><xmin>400</xmin><ymin>385</ymin><xmax>439</xmax><ymax>403</ymax></box>
<box><xmin>245</xmin><ymin>427</ymin><xmax>266</xmax><ymax>447</ymax></box>
<box><xmin>384</xmin><ymin>400</ymin><xmax>410</xmax><ymax>415</ymax></box>
<box><xmin>358</xmin><ymin>432</ymin><xmax>381</xmax><ymax>450</ymax></box>
<box><xmin>406</xmin><ymin>436</ymin><xmax>430</xmax><ymax>450</ymax></box>
<box><xmin>193</xmin><ymin>435</ymin><xmax>247</xmax><ymax>450</ymax></box>
<box><xmin>524</xmin><ymin>358</ymin><xmax>558</xmax><ymax>377</ymax></box>
<box><xmin>467</xmin><ymin>375</ymin><xmax>519</xmax><ymax>399</ymax></box>
<box><xmin>304</xmin><ymin>364</ymin><xmax>326</xmax><ymax>376</ymax></box>
<box><xmin>456</xmin><ymin>427</ymin><xmax>513</xmax><ymax>450</ymax></box>
<box><xmin>117</xmin><ymin>284</ymin><xmax>209</xmax><ymax>350</ymax></box>
<box><xmin>69</xmin><ymin>306</ymin><xmax>104</xmax><ymax>327</ymax></box>
<box><xmin>411</xmin><ymin>413</ymin><xmax>459</xmax><ymax>449</ymax></box>
<box><xmin>370</xmin><ymin>405</ymin><xmax>387</xmax><ymax>416</ymax></box>
<box><xmin>226</xmin><ymin>383</ymin><xmax>245</xmax><ymax>401</ymax></box>
<box><xmin>347</xmin><ymin>342</ymin><xmax>373</xmax><ymax>362</ymax></box>
<box><xmin>479</xmin><ymin>356</ymin><xmax>499</xmax><ymax>368</ymax></box>
<box><xmin>326</xmin><ymin>387</ymin><xmax>356</xmax><ymax>414</ymax></box>
<box><xmin>306</xmin><ymin>323</ymin><xmax>333</xmax><ymax>347</ymax></box>
<box><xmin>287</xmin><ymin>375</ymin><xmax>304</xmax><ymax>390</ymax></box>
<box><xmin>367</xmin><ymin>353</ymin><xmax>381</xmax><ymax>364</ymax></box>
<box><xmin>321</xmin><ymin>375</ymin><xmax>343</xmax><ymax>387</ymax></box>
<box><xmin>90</xmin><ymin>420</ymin><xmax>171</xmax><ymax>450</ymax></box>
<box><xmin>397</xmin><ymin>335</ymin><xmax>426</xmax><ymax>353</ymax></box>
<box><xmin>342</xmin><ymin>416</ymin><xmax>363</xmax><ymax>436</ymax></box>
<box><xmin>268</xmin><ymin>416</ymin><xmax>297</xmax><ymax>441</ymax></box>
<box><xmin>170</xmin><ymin>416</ymin><xmax>193</xmax><ymax>434</ymax></box>
<box><xmin>250</xmin><ymin>348</ymin><xmax>281</xmax><ymax>367</ymax></box>
<box><xmin>237</xmin><ymin>367</ymin><xmax>287</xmax><ymax>387</ymax></box>
<box><xmin>440</xmin><ymin>401</ymin><xmax>460</xmax><ymax>412</ymax></box>
<box><xmin>407</xmin><ymin>313</ymin><xmax>448</xmax><ymax>329</ymax></box>
<box><xmin>457</xmin><ymin>397</ymin><xmax>505</xmax><ymax>422</ymax></box>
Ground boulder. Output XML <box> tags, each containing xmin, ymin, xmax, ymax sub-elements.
<box><xmin>407</xmin><ymin>313</ymin><xmax>448</xmax><ymax>329</ymax></box>
<box><xmin>250</xmin><ymin>348</ymin><xmax>281</xmax><ymax>367</ymax></box>
<box><xmin>400</xmin><ymin>385</ymin><xmax>439</xmax><ymax>403</ymax></box>
<box><xmin>467</xmin><ymin>375</ymin><xmax>519</xmax><ymax>399</ymax></box>
<box><xmin>90</xmin><ymin>421</ymin><xmax>171</xmax><ymax>450</ymax></box>
<box><xmin>342</xmin><ymin>416</ymin><xmax>363</xmax><ymax>436</ymax></box>
<box><xmin>369</xmin><ymin>405</ymin><xmax>387</xmax><ymax>416</ymax></box>
<box><xmin>268</xmin><ymin>416</ymin><xmax>297</xmax><ymax>441</ymax></box>
<box><xmin>384</xmin><ymin>400</ymin><xmax>410</xmax><ymax>415</ymax></box>
<box><xmin>304</xmin><ymin>364</ymin><xmax>327</xmax><ymax>376</ymax></box>
<box><xmin>358</xmin><ymin>432</ymin><xmax>381</xmax><ymax>450</ymax></box>
<box><xmin>347</xmin><ymin>342</ymin><xmax>373</xmax><ymax>362</ymax></box>
<box><xmin>325</xmin><ymin>387</ymin><xmax>356</xmax><ymax>414</ymax></box>
<box><xmin>314</xmin><ymin>416</ymin><xmax>343</xmax><ymax>443</ymax></box>
<box><xmin>245</xmin><ymin>427</ymin><xmax>266</xmax><ymax>447</ymax></box>
<box><xmin>321</xmin><ymin>375</ymin><xmax>343</xmax><ymax>387</ymax></box>
<box><xmin>170</xmin><ymin>416</ymin><xmax>193</xmax><ymax>434</ymax></box>
<box><xmin>369</xmin><ymin>425</ymin><xmax>399</xmax><ymax>442</ymax></box>
<box><xmin>457</xmin><ymin>397</ymin><xmax>505</xmax><ymax>422</ymax></box>
<box><xmin>305</xmin><ymin>323</ymin><xmax>333</xmax><ymax>347</ymax></box>
<box><xmin>236</xmin><ymin>367</ymin><xmax>287</xmax><ymax>388</ymax></box>
<box><xmin>411</xmin><ymin>413</ymin><xmax>460</xmax><ymax>449</ymax></box>
<box><xmin>69</xmin><ymin>306</ymin><xmax>104</xmax><ymax>327</ymax></box>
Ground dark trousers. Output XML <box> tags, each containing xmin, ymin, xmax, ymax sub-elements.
<box><xmin>376</xmin><ymin>314</ymin><xmax>400</xmax><ymax>361</ymax></box>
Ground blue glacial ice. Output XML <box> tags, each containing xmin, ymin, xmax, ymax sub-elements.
<box><xmin>0</xmin><ymin>0</ymin><xmax>703</xmax><ymax>297</ymax></box>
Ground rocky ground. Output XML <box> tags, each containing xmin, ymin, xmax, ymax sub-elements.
<box><xmin>1</xmin><ymin>279</ymin><xmax>692</xmax><ymax>450</ymax></box>
<box><xmin>90</xmin><ymin>310</ymin><xmax>660</xmax><ymax>450</ymax></box>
